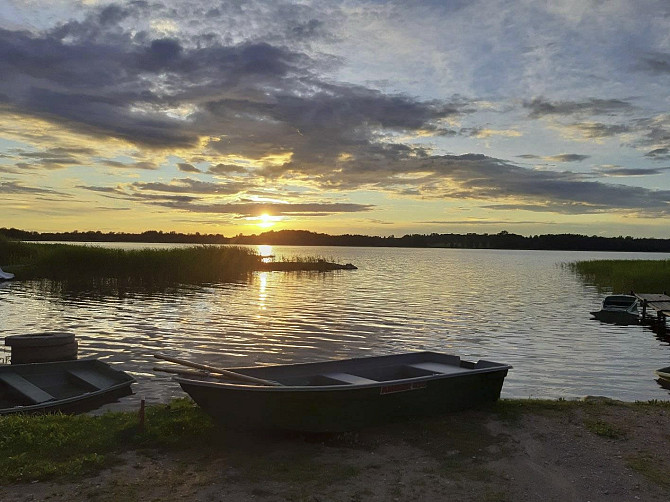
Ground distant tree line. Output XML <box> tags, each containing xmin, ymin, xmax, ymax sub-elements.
<box><xmin>2</xmin><ymin>227</ymin><xmax>670</xmax><ymax>252</ymax></box>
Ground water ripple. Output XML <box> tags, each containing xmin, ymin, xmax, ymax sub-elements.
<box><xmin>2</xmin><ymin>246</ymin><xmax>670</xmax><ymax>408</ymax></box>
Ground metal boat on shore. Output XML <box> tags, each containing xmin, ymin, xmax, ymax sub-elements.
<box><xmin>655</xmin><ymin>366</ymin><xmax>670</xmax><ymax>388</ymax></box>
<box><xmin>0</xmin><ymin>359</ymin><xmax>134</xmax><ymax>415</ymax></box>
<box><xmin>173</xmin><ymin>351</ymin><xmax>512</xmax><ymax>432</ymax></box>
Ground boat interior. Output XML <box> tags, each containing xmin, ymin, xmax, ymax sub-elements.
<box><xmin>226</xmin><ymin>352</ymin><xmax>505</xmax><ymax>387</ymax></box>
<box><xmin>0</xmin><ymin>363</ymin><xmax>128</xmax><ymax>408</ymax></box>
<box><xmin>602</xmin><ymin>295</ymin><xmax>638</xmax><ymax>310</ymax></box>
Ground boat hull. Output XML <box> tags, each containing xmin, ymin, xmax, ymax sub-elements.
<box><xmin>0</xmin><ymin>359</ymin><xmax>135</xmax><ymax>415</ymax></box>
<box><xmin>655</xmin><ymin>366</ymin><xmax>670</xmax><ymax>389</ymax></box>
<box><xmin>590</xmin><ymin>309</ymin><xmax>639</xmax><ymax>324</ymax></box>
<box><xmin>176</xmin><ymin>352</ymin><xmax>510</xmax><ymax>432</ymax></box>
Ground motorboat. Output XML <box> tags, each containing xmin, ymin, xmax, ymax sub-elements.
<box><xmin>590</xmin><ymin>295</ymin><xmax>639</xmax><ymax>324</ymax></box>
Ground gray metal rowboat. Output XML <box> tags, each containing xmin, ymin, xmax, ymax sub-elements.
<box><xmin>175</xmin><ymin>351</ymin><xmax>511</xmax><ymax>432</ymax></box>
<box><xmin>0</xmin><ymin>359</ymin><xmax>135</xmax><ymax>415</ymax></box>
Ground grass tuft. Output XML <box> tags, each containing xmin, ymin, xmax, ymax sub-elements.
<box><xmin>583</xmin><ymin>419</ymin><xmax>626</xmax><ymax>439</ymax></box>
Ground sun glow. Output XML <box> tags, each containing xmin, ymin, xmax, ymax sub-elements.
<box><xmin>257</xmin><ymin>213</ymin><xmax>277</xmax><ymax>228</ymax></box>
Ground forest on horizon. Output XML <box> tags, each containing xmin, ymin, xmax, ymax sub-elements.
<box><xmin>3</xmin><ymin>228</ymin><xmax>670</xmax><ymax>252</ymax></box>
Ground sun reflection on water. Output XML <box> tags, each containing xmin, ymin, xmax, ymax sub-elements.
<box><xmin>257</xmin><ymin>271</ymin><xmax>268</xmax><ymax>313</ymax></box>
<box><xmin>258</xmin><ymin>244</ymin><xmax>274</xmax><ymax>263</ymax></box>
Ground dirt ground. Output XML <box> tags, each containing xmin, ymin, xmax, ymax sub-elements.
<box><xmin>2</xmin><ymin>400</ymin><xmax>669</xmax><ymax>502</ymax></box>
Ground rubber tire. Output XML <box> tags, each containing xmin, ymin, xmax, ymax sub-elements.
<box><xmin>5</xmin><ymin>332</ymin><xmax>76</xmax><ymax>347</ymax></box>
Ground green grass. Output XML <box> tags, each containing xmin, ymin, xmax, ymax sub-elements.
<box><xmin>626</xmin><ymin>452</ymin><xmax>670</xmax><ymax>488</ymax></box>
<box><xmin>583</xmin><ymin>419</ymin><xmax>626</xmax><ymax>439</ymax></box>
<box><xmin>0</xmin><ymin>399</ymin><xmax>213</xmax><ymax>482</ymax></box>
<box><xmin>567</xmin><ymin>259</ymin><xmax>670</xmax><ymax>293</ymax></box>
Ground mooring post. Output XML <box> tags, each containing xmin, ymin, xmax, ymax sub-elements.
<box><xmin>138</xmin><ymin>397</ymin><xmax>146</xmax><ymax>433</ymax></box>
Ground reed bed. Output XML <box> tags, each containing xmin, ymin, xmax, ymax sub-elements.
<box><xmin>568</xmin><ymin>259</ymin><xmax>670</xmax><ymax>293</ymax></box>
<box><xmin>0</xmin><ymin>236</ymin><xmax>353</xmax><ymax>290</ymax></box>
<box><xmin>0</xmin><ymin>237</ymin><xmax>260</xmax><ymax>288</ymax></box>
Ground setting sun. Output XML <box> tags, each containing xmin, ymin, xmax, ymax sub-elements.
<box><xmin>258</xmin><ymin>213</ymin><xmax>276</xmax><ymax>229</ymax></box>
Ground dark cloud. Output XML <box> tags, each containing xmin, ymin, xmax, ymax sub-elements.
<box><xmin>0</xmin><ymin>181</ymin><xmax>64</xmax><ymax>195</ymax></box>
<box><xmin>153</xmin><ymin>200</ymin><xmax>373</xmax><ymax>217</ymax></box>
<box><xmin>524</xmin><ymin>98</ymin><xmax>633</xmax><ymax>118</ymax></box>
<box><xmin>208</xmin><ymin>163</ymin><xmax>250</xmax><ymax>175</ymax></box>
<box><xmin>101</xmin><ymin>160</ymin><xmax>158</xmax><ymax>170</ymax></box>
<box><xmin>129</xmin><ymin>178</ymin><xmax>246</xmax><ymax>195</ymax></box>
<box><xmin>177</xmin><ymin>162</ymin><xmax>200</xmax><ymax>173</ymax></box>
<box><xmin>593</xmin><ymin>166</ymin><xmax>670</xmax><ymax>177</ymax></box>
<box><xmin>645</xmin><ymin>148</ymin><xmax>670</xmax><ymax>160</ymax></box>
<box><xmin>571</xmin><ymin>122</ymin><xmax>630</xmax><ymax>139</ymax></box>
<box><xmin>79</xmin><ymin>176</ymin><xmax>373</xmax><ymax>217</ymax></box>
<box><xmin>297</xmin><ymin>152</ymin><xmax>670</xmax><ymax>216</ymax></box>
<box><xmin>546</xmin><ymin>154</ymin><xmax>589</xmax><ymax>162</ymax></box>
<box><xmin>8</xmin><ymin>146</ymin><xmax>98</xmax><ymax>170</ymax></box>
<box><xmin>77</xmin><ymin>185</ymin><xmax>119</xmax><ymax>194</ymax></box>
<box><xmin>1</xmin><ymin>3</ymin><xmax>465</xmax><ymax>161</ymax></box>
<box><xmin>640</xmin><ymin>53</ymin><xmax>670</xmax><ymax>74</ymax></box>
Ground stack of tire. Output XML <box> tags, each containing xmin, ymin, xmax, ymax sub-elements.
<box><xmin>4</xmin><ymin>332</ymin><xmax>78</xmax><ymax>364</ymax></box>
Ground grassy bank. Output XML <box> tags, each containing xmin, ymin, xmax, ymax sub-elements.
<box><xmin>568</xmin><ymin>259</ymin><xmax>670</xmax><ymax>293</ymax></box>
<box><xmin>1</xmin><ymin>398</ymin><xmax>669</xmax><ymax>485</ymax></box>
<box><xmin>0</xmin><ymin>399</ymin><xmax>212</xmax><ymax>482</ymax></box>
<box><xmin>0</xmin><ymin>236</ymin><xmax>353</xmax><ymax>288</ymax></box>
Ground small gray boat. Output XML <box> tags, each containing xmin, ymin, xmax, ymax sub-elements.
<box><xmin>0</xmin><ymin>266</ymin><xmax>14</xmax><ymax>280</ymax></box>
<box><xmin>590</xmin><ymin>295</ymin><xmax>639</xmax><ymax>324</ymax></box>
<box><xmin>0</xmin><ymin>359</ymin><xmax>134</xmax><ymax>415</ymax></box>
<box><xmin>656</xmin><ymin>366</ymin><xmax>670</xmax><ymax>389</ymax></box>
<box><xmin>175</xmin><ymin>351</ymin><xmax>511</xmax><ymax>432</ymax></box>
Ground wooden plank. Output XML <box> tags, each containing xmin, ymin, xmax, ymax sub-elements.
<box><xmin>321</xmin><ymin>372</ymin><xmax>378</xmax><ymax>385</ymax></box>
<box><xmin>635</xmin><ymin>293</ymin><xmax>670</xmax><ymax>302</ymax></box>
<box><xmin>0</xmin><ymin>373</ymin><xmax>55</xmax><ymax>404</ymax></box>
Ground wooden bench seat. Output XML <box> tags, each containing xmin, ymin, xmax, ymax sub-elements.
<box><xmin>321</xmin><ymin>372</ymin><xmax>378</xmax><ymax>385</ymax></box>
<box><xmin>405</xmin><ymin>362</ymin><xmax>470</xmax><ymax>375</ymax></box>
<box><xmin>67</xmin><ymin>368</ymin><xmax>112</xmax><ymax>390</ymax></box>
<box><xmin>0</xmin><ymin>373</ymin><xmax>55</xmax><ymax>404</ymax></box>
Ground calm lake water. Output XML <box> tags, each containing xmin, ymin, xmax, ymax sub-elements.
<box><xmin>2</xmin><ymin>245</ymin><xmax>670</xmax><ymax>409</ymax></box>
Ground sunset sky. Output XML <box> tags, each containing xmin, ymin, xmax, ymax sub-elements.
<box><xmin>2</xmin><ymin>1</ymin><xmax>670</xmax><ymax>237</ymax></box>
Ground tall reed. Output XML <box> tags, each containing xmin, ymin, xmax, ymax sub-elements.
<box><xmin>569</xmin><ymin>259</ymin><xmax>670</xmax><ymax>293</ymax></box>
<box><xmin>0</xmin><ymin>237</ymin><xmax>352</xmax><ymax>291</ymax></box>
<box><xmin>0</xmin><ymin>237</ymin><xmax>260</xmax><ymax>288</ymax></box>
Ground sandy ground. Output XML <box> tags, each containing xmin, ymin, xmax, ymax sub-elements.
<box><xmin>2</xmin><ymin>400</ymin><xmax>669</xmax><ymax>502</ymax></box>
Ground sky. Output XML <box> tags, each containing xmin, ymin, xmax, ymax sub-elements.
<box><xmin>2</xmin><ymin>1</ymin><xmax>670</xmax><ymax>237</ymax></box>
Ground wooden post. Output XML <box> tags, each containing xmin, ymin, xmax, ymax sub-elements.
<box><xmin>138</xmin><ymin>397</ymin><xmax>145</xmax><ymax>433</ymax></box>
<box><xmin>642</xmin><ymin>300</ymin><xmax>648</xmax><ymax>323</ymax></box>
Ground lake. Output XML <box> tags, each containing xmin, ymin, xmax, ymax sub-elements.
<box><xmin>2</xmin><ymin>245</ymin><xmax>670</xmax><ymax>409</ymax></box>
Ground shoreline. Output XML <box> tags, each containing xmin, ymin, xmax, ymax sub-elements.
<box><xmin>1</xmin><ymin>398</ymin><xmax>669</xmax><ymax>501</ymax></box>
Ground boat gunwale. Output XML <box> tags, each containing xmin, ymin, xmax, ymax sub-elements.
<box><xmin>174</xmin><ymin>361</ymin><xmax>512</xmax><ymax>393</ymax></box>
